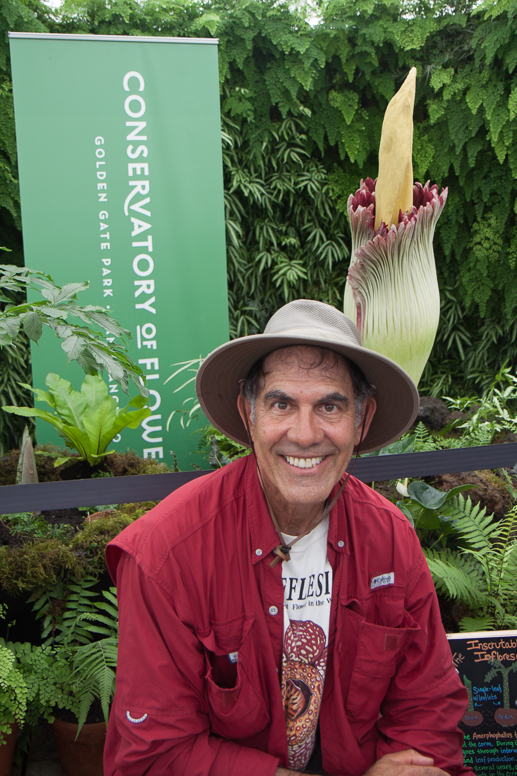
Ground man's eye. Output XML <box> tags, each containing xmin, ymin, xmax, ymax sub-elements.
<box><xmin>323</xmin><ymin>404</ymin><xmax>337</xmax><ymax>413</ymax></box>
<box><xmin>274</xmin><ymin>401</ymin><xmax>288</xmax><ymax>410</ymax></box>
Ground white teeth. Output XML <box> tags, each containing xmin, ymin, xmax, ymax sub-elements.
<box><xmin>285</xmin><ymin>456</ymin><xmax>324</xmax><ymax>469</ymax></box>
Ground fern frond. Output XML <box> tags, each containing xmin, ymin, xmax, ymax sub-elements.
<box><xmin>75</xmin><ymin>683</ymin><xmax>96</xmax><ymax>736</ymax></box>
<box><xmin>459</xmin><ymin>615</ymin><xmax>496</xmax><ymax>632</ymax></box>
<box><xmin>454</xmin><ymin>495</ymin><xmax>500</xmax><ymax>552</ymax></box>
<box><xmin>424</xmin><ymin>548</ymin><xmax>486</xmax><ymax>604</ymax></box>
<box><xmin>73</xmin><ymin>637</ymin><xmax>117</xmax><ymax>731</ymax></box>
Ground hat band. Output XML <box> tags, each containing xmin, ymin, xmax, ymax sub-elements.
<box><xmin>262</xmin><ymin>326</ymin><xmax>362</xmax><ymax>348</ymax></box>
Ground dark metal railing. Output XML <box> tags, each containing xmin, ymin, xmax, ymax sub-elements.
<box><xmin>1</xmin><ymin>443</ymin><xmax>516</xmax><ymax>513</ymax></box>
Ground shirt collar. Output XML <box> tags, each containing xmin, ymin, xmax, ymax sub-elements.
<box><xmin>245</xmin><ymin>456</ymin><xmax>350</xmax><ymax>563</ymax></box>
<box><xmin>245</xmin><ymin>456</ymin><xmax>284</xmax><ymax>565</ymax></box>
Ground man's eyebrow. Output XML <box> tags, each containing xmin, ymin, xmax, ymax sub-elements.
<box><xmin>322</xmin><ymin>392</ymin><xmax>350</xmax><ymax>406</ymax></box>
<box><xmin>262</xmin><ymin>390</ymin><xmax>350</xmax><ymax>407</ymax></box>
<box><xmin>263</xmin><ymin>389</ymin><xmax>293</xmax><ymax>403</ymax></box>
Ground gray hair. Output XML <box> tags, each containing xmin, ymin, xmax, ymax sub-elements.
<box><xmin>242</xmin><ymin>346</ymin><xmax>373</xmax><ymax>427</ymax></box>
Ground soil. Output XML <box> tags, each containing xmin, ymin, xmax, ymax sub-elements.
<box><xmin>0</xmin><ymin>508</ymin><xmax>84</xmax><ymax>548</ymax></box>
<box><xmin>0</xmin><ymin>447</ymin><xmax>169</xmax><ymax>487</ymax></box>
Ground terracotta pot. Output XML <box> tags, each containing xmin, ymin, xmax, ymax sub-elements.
<box><xmin>0</xmin><ymin>723</ymin><xmax>17</xmax><ymax>776</ymax></box>
<box><xmin>50</xmin><ymin>719</ymin><xmax>106</xmax><ymax>776</ymax></box>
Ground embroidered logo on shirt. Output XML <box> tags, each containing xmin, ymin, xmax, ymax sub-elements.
<box><xmin>370</xmin><ymin>571</ymin><xmax>395</xmax><ymax>590</ymax></box>
<box><xmin>126</xmin><ymin>711</ymin><xmax>148</xmax><ymax>723</ymax></box>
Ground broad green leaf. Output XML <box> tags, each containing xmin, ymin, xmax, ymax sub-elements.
<box><xmin>99</xmin><ymin>404</ymin><xmax>151</xmax><ymax>453</ymax></box>
<box><xmin>40</xmin><ymin>287</ymin><xmax>58</xmax><ymax>303</ymax></box>
<box><xmin>82</xmin><ymin>396</ymin><xmax>118</xmax><ymax>456</ymax></box>
<box><xmin>396</xmin><ymin>502</ymin><xmax>415</xmax><ymax>527</ymax></box>
<box><xmin>443</xmin><ymin>484</ymin><xmax>477</xmax><ymax>500</ymax></box>
<box><xmin>81</xmin><ymin>375</ymin><xmax>109</xmax><ymax>408</ymax></box>
<box><xmin>55</xmin><ymin>282</ymin><xmax>89</xmax><ymax>302</ymax></box>
<box><xmin>417</xmin><ymin>512</ymin><xmax>444</xmax><ymax>532</ymax></box>
<box><xmin>22</xmin><ymin>311</ymin><xmax>43</xmax><ymax>342</ymax></box>
<box><xmin>0</xmin><ymin>318</ymin><xmax>21</xmax><ymax>342</ymax></box>
<box><xmin>17</xmin><ymin>382</ymin><xmax>56</xmax><ymax>409</ymax></box>
<box><xmin>379</xmin><ymin>435</ymin><xmax>416</xmax><ymax>456</ymax></box>
<box><xmin>1</xmin><ymin>405</ymin><xmax>68</xmax><ymax>434</ymax></box>
<box><xmin>45</xmin><ymin>374</ymin><xmax>87</xmax><ymax>431</ymax></box>
<box><xmin>407</xmin><ymin>481</ymin><xmax>447</xmax><ymax>510</ymax></box>
<box><xmin>53</xmin><ymin>456</ymin><xmax>76</xmax><ymax>467</ymax></box>
<box><xmin>54</xmin><ymin>425</ymin><xmax>92</xmax><ymax>461</ymax></box>
<box><xmin>128</xmin><ymin>393</ymin><xmax>149</xmax><ymax>409</ymax></box>
<box><xmin>61</xmin><ymin>334</ymin><xmax>87</xmax><ymax>364</ymax></box>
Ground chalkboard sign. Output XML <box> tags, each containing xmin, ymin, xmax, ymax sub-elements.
<box><xmin>447</xmin><ymin>631</ymin><xmax>517</xmax><ymax>775</ymax></box>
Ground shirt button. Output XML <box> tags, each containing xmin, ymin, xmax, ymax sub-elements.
<box><xmin>268</xmin><ymin>606</ymin><xmax>278</xmax><ymax>616</ymax></box>
<box><xmin>255</xmin><ymin>549</ymin><xmax>263</xmax><ymax>556</ymax></box>
<box><xmin>337</xmin><ymin>540</ymin><xmax>344</xmax><ymax>548</ymax></box>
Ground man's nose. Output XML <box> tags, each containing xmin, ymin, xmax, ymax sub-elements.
<box><xmin>286</xmin><ymin>407</ymin><xmax>324</xmax><ymax>448</ymax></box>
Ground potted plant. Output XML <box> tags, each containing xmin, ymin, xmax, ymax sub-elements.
<box><xmin>25</xmin><ymin>581</ymin><xmax>119</xmax><ymax>776</ymax></box>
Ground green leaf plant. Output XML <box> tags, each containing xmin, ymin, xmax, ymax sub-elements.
<box><xmin>27</xmin><ymin>579</ymin><xmax>119</xmax><ymax>736</ymax></box>
<box><xmin>0</xmin><ymin>265</ymin><xmax>148</xmax><ymax>397</ymax></box>
<box><xmin>2</xmin><ymin>373</ymin><xmax>151</xmax><ymax>467</ymax></box>
<box><xmin>424</xmin><ymin>500</ymin><xmax>517</xmax><ymax>632</ymax></box>
<box><xmin>443</xmin><ymin>362</ymin><xmax>517</xmax><ymax>445</ymax></box>
<box><xmin>0</xmin><ymin>605</ymin><xmax>27</xmax><ymax>741</ymax></box>
<box><xmin>396</xmin><ymin>479</ymin><xmax>475</xmax><ymax>547</ymax></box>
<box><xmin>0</xmin><ymin>639</ymin><xmax>27</xmax><ymax>741</ymax></box>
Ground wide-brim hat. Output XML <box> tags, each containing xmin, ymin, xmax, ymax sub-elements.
<box><xmin>196</xmin><ymin>299</ymin><xmax>419</xmax><ymax>453</ymax></box>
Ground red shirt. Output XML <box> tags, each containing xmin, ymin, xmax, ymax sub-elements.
<box><xmin>104</xmin><ymin>455</ymin><xmax>473</xmax><ymax>776</ymax></box>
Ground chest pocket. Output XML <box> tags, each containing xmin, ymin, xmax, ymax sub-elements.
<box><xmin>337</xmin><ymin>596</ymin><xmax>420</xmax><ymax>738</ymax></box>
<box><xmin>198</xmin><ymin>614</ymin><xmax>271</xmax><ymax>740</ymax></box>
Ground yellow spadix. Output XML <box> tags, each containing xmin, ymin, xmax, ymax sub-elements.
<box><xmin>374</xmin><ymin>67</ymin><xmax>416</xmax><ymax>230</ymax></box>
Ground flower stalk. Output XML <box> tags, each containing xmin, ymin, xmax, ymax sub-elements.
<box><xmin>343</xmin><ymin>68</ymin><xmax>447</xmax><ymax>386</ymax></box>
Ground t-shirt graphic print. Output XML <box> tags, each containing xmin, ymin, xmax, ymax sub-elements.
<box><xmin>281</xmin><ymin>517</ymin><xmax>332</xmax><ymax>770</ymax></box>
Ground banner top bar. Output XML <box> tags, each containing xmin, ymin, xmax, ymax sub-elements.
<box><xmin>8</xmin><ymin>32</ymin><xmax>218</xmax><ymax>44</ymax></box>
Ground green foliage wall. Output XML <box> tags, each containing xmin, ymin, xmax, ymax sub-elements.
<box><xmin>2</xmin><ymin>0</ymin><xmax>517</xmax><ymax>445</ymax></box>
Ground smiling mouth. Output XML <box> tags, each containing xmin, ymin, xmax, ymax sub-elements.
<box><xmin>283</xmin><ymin>455</ymin><xmax>326</xmax><ymax>470</ymax></box>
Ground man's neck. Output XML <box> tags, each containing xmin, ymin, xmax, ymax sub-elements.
<box><xmin>271</xmin><ymin>499</ymin><xmax>328</xmax><ymax>538</ymax></box>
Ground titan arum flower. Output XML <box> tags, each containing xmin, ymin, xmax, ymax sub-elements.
<box><xmin>343</xmin><ymin>68</ymin><xmax>448</xmax><ymax>386</ymax></box>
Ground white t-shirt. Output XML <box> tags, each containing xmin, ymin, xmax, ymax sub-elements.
<box><xmin>281</xmin><ymin>517</ymin><xmax>332</xmax><ymax>771</ymax></box>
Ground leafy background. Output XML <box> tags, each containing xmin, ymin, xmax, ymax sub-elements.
<box><xmin>2</xmin><ymin>0</ymin><xmax>517</xmax><ymax>449</ymax></box>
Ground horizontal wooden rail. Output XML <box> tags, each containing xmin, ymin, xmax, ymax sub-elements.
<box><xmin>1</xmin><ymin>443</ymin><xmax>517</xmax><ymax>514</ymax></box>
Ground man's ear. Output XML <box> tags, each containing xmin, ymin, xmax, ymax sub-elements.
<box><xmin>354</xmin><ymin>396</ymin><xmax>377</xmax><ymax>447</ymax></box>
<box><xmin>237</xmin><ymin>394</ymin><xmax>254</xmax><ymax>443</ymax></box>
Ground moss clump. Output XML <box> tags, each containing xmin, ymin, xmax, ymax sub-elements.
<box><xmin>105</xmin><ymin>451</ymin><xmax>169</xmax><ymax>476</ymax></box>
<box><xmin>0</xmin><ymin>539</ymin><xmax>87</xmax><ymax>595</ymax></box>
<box><xmin>118</xmin><ymin>502</ymin><xmax>157</xmax><ymax>519</ymax></box>
<box><xmin>69</xmin><ymin>514</ymin><xmax>133</xmax><ymax>572</ymax></box>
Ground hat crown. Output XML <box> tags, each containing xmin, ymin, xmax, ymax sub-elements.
<box><xmin>264</xmin><ymin>299</ymin><xmax>362</xmax><ymax>346</ymax></box>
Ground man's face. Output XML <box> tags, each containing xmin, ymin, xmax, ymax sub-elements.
<box><xmin>241</xmin><ymin>346</ymin><xmax>375</xmax><ymax>516</ymax></box>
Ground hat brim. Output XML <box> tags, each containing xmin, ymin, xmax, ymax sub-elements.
<box><xmin>196</xmin><ymin>331</ymin><xmax>419</xmax><ymax>454</ymax></box>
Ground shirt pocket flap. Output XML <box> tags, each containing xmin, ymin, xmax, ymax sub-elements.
<box><xmin>353</xmin><ymin>611</ymin><xmax>421</xmax><ymax>678</ymax></box>
<box><xmin>198</xmin><ymin>613</ymin><xmax>255</xmax><ymax>656</ymax></box>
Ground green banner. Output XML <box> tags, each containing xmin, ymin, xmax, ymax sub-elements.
<box><xmin>9</xmin><ymin>33</ymin><xmax>228</xmax><ymax>471</ymax></box>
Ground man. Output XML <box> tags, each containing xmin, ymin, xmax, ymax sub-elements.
<box><xmin>104</xmin><ymin>300</ymin><xmax>473</xmax><ymax>776</ymax></box>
